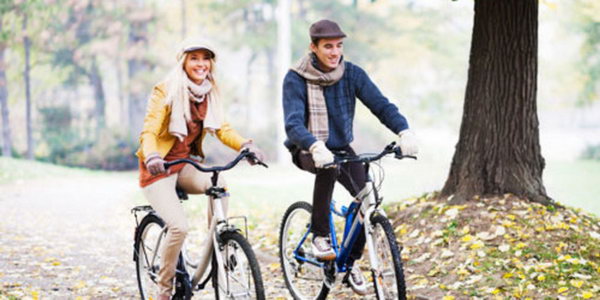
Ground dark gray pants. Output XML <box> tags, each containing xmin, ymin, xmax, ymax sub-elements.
<box><xmin>290</xmin><ymin>145</ymin><xmax>367</xmax><ymax>262</ymax></box>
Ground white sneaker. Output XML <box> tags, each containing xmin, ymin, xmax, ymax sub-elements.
<box><xmin>348</xmin><ymin>267</ymin><xmax>368</xmax><ymax>295</ymax></box>
<box><xmin>311</xmin><ymin>236</ymin><xmax>336</xmax><ymax>261</ymax></box>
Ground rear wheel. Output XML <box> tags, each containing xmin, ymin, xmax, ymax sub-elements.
<box><xmin>135</xmin><ymin>213</ymin><xmax>167</xmax><ymax>300</ymax></box>
<box><xmin>279</xmin><ymin>201</ymin><xmax>329</xmax><ymax>300</ymax></box>
<box><xmin>369</xmin><ymin>214</ymin><xmax>406</xmax><ymax>300</ymax></box>
<box><xmin>213</xmin><ymin>231</ymin><xmax>265</xmax><ymax>299</ymax></box>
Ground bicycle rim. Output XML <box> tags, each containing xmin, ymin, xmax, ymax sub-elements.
<box><xmin>279</xmin><ymin>201</ymin><xmax>329</xmax><ymax>300</ymax></box>
<box><xmin>370</xmin><ymin>215</ymin><xmax>406</xmax><ymax>300</ymax></box>
<box><xmin>214</xmin><ymin>231</ymin><xmax>265</xmax><ymax>299</ymax></box>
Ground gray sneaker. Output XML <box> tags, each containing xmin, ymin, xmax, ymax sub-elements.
<box><xmin>311</xmin><ymin>236</ymin><xmax>336</xmax><ymax>261</ymax></box>
<box><xmin>348</xmin><ymin>267</ymin><xmax>368</xmax><ymax>295</ymax></box>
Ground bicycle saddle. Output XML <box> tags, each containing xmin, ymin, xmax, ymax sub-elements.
<box><xmin>175</xmin><ymin>186</ymin><xmax>189</xmax><ymax>201</ymax></box>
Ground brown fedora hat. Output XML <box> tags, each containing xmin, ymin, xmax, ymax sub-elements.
<box><xmin>309</xmin><ymin>19</ymin><xmax>347</xmax><ymax>39</ymax></box>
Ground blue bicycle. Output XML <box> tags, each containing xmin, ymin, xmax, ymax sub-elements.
<box><xmin>278</xmin><ymin>142</ymin><xmax>412</xmax><ymax>299</ymax></box>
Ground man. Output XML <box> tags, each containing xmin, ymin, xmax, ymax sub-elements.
<box><xmin>282</xmin><ymin>19</ymin><xmax>418</xmax><ymax>295</ymax></box>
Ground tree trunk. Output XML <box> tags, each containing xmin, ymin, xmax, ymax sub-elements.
<box><xmin>276</xmin><ymin>0</ymin><xmax>291</xmax><ymax>164</ymax></box>
<box><xmin>244</xmin><ymin>52</ymin><xmax>257</xmax><ymax>126</ymax></box>
<box><xmin>0</xmin><ymin>21</ymin><xmax>11</xmax><ymax>157</ymax></box>
<box><xmin>23</xmin><ymin>12</ymin><xmax>33</xmax><ymax>160</ymax></box>
<box><xmin>127</xmin><ymin>13</ymin><xmax>150</xmax><ymax>139</ymax></box>
<box><xmin>180</xmin><ymin>0</ymin><xmax>186</xmax><ymax>39</ymax></box>
<box><xmin>440</xmin><ymin>0</ymin><xmax>550</xmax><ymax>205</ymax></box>
<box><xmin>89</xmin><ymin>59</ymin><xmax>106</xmax><ymax>133</ymax></box>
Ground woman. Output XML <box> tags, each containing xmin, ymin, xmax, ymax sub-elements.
<box><xmin>136</xmin><ymin>37</ymin><xmax>264</xmax><ymax>299</ymax></box>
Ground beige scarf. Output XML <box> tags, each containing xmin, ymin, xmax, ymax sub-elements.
<box><xmin>169</xmin><ymin>75</ymin><xmax>224</xmax><ymax>141</ymax></box>
<box><xmin>291</xmin><ymin>53</ymin><xmax>345</xmax><ymax>142</ymax></box>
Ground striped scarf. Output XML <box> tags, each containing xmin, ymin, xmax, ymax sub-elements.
<box><xmin>291</xmin><ymin>53</ymin><xmax>345</xmax><ymax>142</ymax></box>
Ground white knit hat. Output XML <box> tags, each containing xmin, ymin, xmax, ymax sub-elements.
<box><xmin>176</xmin><ymin>37</ymin><xmax>217</xmax><ymax>61</ymax></box>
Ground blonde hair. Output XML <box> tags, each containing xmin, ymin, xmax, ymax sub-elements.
<box><xmin>163</xmin><ymin>52</ymin><xmax>219</xmax><ymax>121</ymax></box>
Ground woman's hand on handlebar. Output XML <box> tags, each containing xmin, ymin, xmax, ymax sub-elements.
<box><xmin>146</xmin><ymin>155</ymin><xmax>167</xmax><ymax>175</ymax></box>
<box><xmin>241</xmin><ymin>141</ymin><xmax>266</xmax><ymax>166</ymax></box>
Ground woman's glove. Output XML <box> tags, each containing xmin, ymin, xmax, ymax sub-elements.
<box><xmin>145</xmin><ymin>154</ymin><xmax>167</xmax><ymax>175</ymax></box>
<box><xmin>397</xmin><ymin>129</ymin><xmax>419</xmax><ymax>156</ymax></box>
<box><xmin>309</xmin><ymin>140</ymin><xmax>335</xmax><ymax>168</ymax></box>
<box><xmin>241</xmin><ymin>141</ymin><xmax>265</xmax><ymax>165</ymax></box>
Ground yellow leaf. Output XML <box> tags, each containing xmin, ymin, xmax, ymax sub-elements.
<box><xmin>470</xmin><ymin>241</ymin><xmax>484</xmax><ymax>250</ymax></box>
<box><xmin>558</xmin><ymin>287</ymin><xmax>569</xmax><ymax>293</ymax></box>
<box><xmin>52</xmin><ymin>261</ymin><xmax>61</xmax><ymax>266</ymax></box>
<box><xmin>492</xmin><ymin>288</ymin><xmax>501</xmax><ymax>295</ymax></box>
<box><xmin>457</xmin><ymin>268</ymin><xmax>470</xmax><ymax>276</ymax></box>
<box><xmin>461</xmin><ymin>234</ymin><xmax>473</xmax><ymax>242</ymax></box>
<box><xmin>516</xmin><ymin>242</ymin><xmax>527</xmax><ymax>249</ymax></box>
<box><xmin>503</xmin><ymin>272</ymin><xmax>513</xmax><ymax>279</ymax></box>
<box><xmin>31</xmin><ymin>290</ymin><xmax>40</xmax><ymax>300</ymax></box>
<box><xmin>582</xmin><ymin>291</ymin><xmax>594</xmax><ymax>299</ymax></box>
<box><xmin>570</xmin><ymin>280</ymin><xmax>584</xmax><ymax>288</ymax></box>
<box><xmin>461</xmin><ymin>226</ymin><xmax>470</xmax><ymax>234</ymax></box>
<box><xmin>442</xmin><ymin>296</ymin><xmax>455</xmax><ymax>300</ymax></box>
<box><xmin>74</xmin><ymin>281</ymin><xmax>86</xmax><ymax>290</ymax></box>
<box><xmin>537</xmin><ymin>274</ymin><xmax>546</xmax><ymax>281</ymax></box>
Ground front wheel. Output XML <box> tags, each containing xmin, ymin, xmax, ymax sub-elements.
<box><xmin>369</xmin><ymin>214</ymin><xmax>407</xmax><ymax>300</ymax></box>
<box><xmin>279</xmin><ymin>201</ymin><xmax>329</xmax><ymax>300</ymax></box>
<box><xmin>213</xmin><ymin>231</ymin><xmax>265</xmax><ymax>300</ymax></box>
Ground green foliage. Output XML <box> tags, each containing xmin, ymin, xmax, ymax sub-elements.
<box><xmin>581</xmin><ymin>143</ymin><xmax>600</xmax><ymax>160</ymax></box>
<box><xmin>36</xmin><ymin>106</ymin><xmax>137</xmax><ymax>170</ymax></box>
<box><xmin>571</xmin><ymin>0</ymin><xmax>600</xmax><ymax>105</ymax></box>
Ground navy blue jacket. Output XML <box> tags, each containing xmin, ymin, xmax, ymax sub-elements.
<box><xmin>282</xmin><ymin>60</ymin><xmax>409</xmax><ymax>150</ymax></box>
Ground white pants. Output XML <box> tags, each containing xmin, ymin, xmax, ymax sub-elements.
<box><xmin>142</xmin><ymin>164</ymin><xmax>228</xmax><ymax>295</ymax></box>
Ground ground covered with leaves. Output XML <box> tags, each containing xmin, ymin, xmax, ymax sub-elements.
<box><xmin>1</xmin><ymin>158</ymin><xmax>599</xmax><ymax>299</ymax></box>
<box><xmin>389</xmin><ymin>193</ymin><xmax>600</xmax><ymax>299</ymax></box>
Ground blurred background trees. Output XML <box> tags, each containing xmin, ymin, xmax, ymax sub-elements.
<box><xmin>0</xmin><ymin>0</ymin><xmax>598</xmax><ymax>170</ymax></box>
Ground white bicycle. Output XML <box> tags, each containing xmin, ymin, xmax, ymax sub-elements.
<box><xmin>132</xmin><ymin>149</ymin><xmax>267</xmax><ymax>300</ymax></box>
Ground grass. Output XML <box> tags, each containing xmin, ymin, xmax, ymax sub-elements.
<box><xmin>544</xmin><ymin>159</ymin><xmax>600</xmax><ymax>215</ymax></box>
<box><xmin>0</xmin><ymin>157</ymin><xmax>100</xmax><ymax>185</ymax></box>
<box><xmin>1</xmin><ymin>156</ymin><xmax>599</xmax><ymax>217</ymax></box>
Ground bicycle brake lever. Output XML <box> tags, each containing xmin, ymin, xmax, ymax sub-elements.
<box><xmin>246</xmin><ymin>153</ymin><xmax>269</xmax><ymax>168</ymax></box>
<box><xmin>395</xmin><ymin>154</ymin><xmax>417</xmax><ymax>160</ymax></box>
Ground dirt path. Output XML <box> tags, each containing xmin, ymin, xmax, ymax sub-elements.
<box><xmin>0</xmin><ymin>173</ymin><xmax>141</xmax><ymax>298</ymax></box>
<box><xmin>0</xmin><ymin>171</ymin><xmax>376</xmax><ymax>299</ymax></box>
<box><xmin>0</xmin><ymin>171</ymin><xmax>296</xmax><ymax>299</ymax></box>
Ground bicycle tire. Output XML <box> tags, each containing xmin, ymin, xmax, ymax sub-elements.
<box><xmin>279</xmin><ymin>201</ymin><xmax>329</xmax><ymax>300</ymax></box>
<box><xmin>134</xmin><ymin>213</ymin><xmax>169</xmax><ymax>300</ymax></box>
<box><xmin>370</xmin><ymin>214</ymin><xmax>407</xmax><ymax>300</ymax></box>
<box><xmin>213</xmin><ymin>231</ymin><xmax>265</xmax><ymax>300</ymax></box>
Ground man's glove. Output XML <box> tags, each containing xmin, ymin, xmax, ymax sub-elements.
<box><xmin>397</xmin><ymin>129</ymin><xmax>419</xmax><ymax>156</ymax></box>
<box><xmin>146</xmin><ymin>154</ymin><xmax>167</xmax><ymax>175</ymax></box>
<box><xmin>309</xmin><ymin>140</ymin><xmax>335</xmax><ymax>168</ymax></box>
<box><xmin>241</xmin><ymin>141</ymin><xmax>265</xmax><ymax>165</ymax></box>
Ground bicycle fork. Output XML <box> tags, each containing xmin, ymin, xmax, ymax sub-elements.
<box><xmin>360</xmin><ymin>185</ymin><xmax>387</xmax><ymax>300</ymax></box>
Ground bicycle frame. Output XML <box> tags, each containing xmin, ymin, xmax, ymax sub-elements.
<box><xmin>291</xmin><ymin>175</ymin><xmax>384</xmax><ymax>273</ymax></box>
<box><xmin>134</xmin><ymin>184</ymin><xmax>231</xmax><ymax>294</ymax></box>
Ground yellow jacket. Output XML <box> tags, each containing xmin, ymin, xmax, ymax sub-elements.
<box><xmin>135</xmin><ymin>83</ymin><xmax>248</xmax><ymax>162</ymax></box>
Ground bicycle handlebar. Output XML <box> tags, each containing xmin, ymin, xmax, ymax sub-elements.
<box><xmin>323</xmin><ymin>142</ymin><xmax>416</xmax><ymax>168</ymax></box>
<box><xmin>163</xmin><ymin>148</ymin><xmax>268</xmax><ymax>172</ymax></box>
